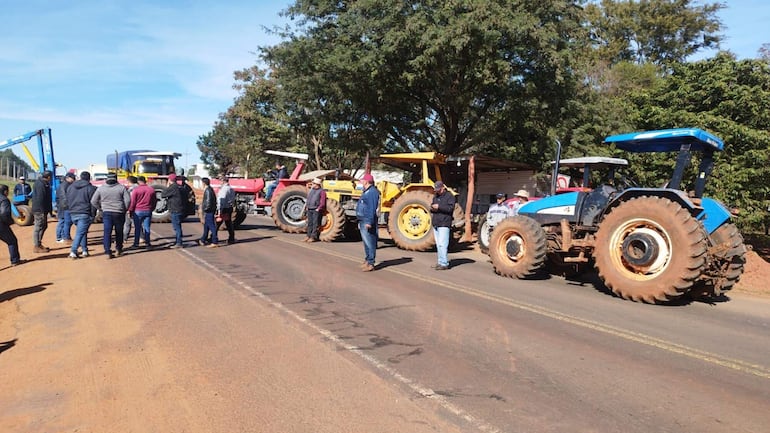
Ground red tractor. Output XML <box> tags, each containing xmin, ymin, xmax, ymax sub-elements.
<box><xmin>209</xmin><ymin>150</ymin><xmax>322</xmax><ymax>232</ymax></box>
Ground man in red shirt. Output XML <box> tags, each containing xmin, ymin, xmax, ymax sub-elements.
<box><xmin>128</xmin><ymin>176</ymin><xmax>157</xmax><ymax>248</ymax></box>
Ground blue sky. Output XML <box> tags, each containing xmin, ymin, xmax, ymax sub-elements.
<box><xmin>1</xmin><ymin>1</ymin><xmax>768</xmax><ymax>173</ymax></box>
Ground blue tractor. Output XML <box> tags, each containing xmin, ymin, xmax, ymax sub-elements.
<box><xmin>488</xmin><ymin>128</ymin><xmax>746</xmax><ymax>303</ymax></box>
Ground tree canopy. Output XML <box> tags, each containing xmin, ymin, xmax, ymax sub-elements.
<box><xmin>198</xmin><ymin>0</ymin><xmax>770</xmax><ymax>230</ymax></box>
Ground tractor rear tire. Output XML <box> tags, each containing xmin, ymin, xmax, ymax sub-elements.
<box><xmin>594</xmin><ymin>196</ymin><xmax>707</xmax><ymax>303</ymax></box>
<box><xmin>388</xmin><ymin>189</ymin><xmax>435</xmax><ymax>251</ymax></box>
<box><xmin>13</xmin><ymin>204</ymin><xmax>34</xmax><ymax>226</ymax></box>
<box><xmin>152</xmin><ymin>186</ymin><xmax>172</xmax><ymax>223</ymax></box>
<box><xmin>488</xmin><ymin>215</ymin><xmax>547</xmax><ymax>279</ymax></box>
<box><xmin>272</xmin><ymin>184</ymin><xmax>308</xmax><ymax>234</ymax></box>
<box><xmin>319</xmin><ymin>198</ymin><xmax>344</xmax><ymax>242</ymax></box>
<box><xmin>695</xmin><ymin>222</ymin><xmax>746</xmax><ymax>296</ymax></box>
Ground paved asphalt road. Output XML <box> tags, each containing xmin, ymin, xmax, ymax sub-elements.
<box><xmin>155</xmin><ymin>214</ymin><xmax>770</xmax><ymax>433</ymax></box>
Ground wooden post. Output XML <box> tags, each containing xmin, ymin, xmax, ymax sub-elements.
<box><xmin>462</xmin><ymin>155</ymin><xmax>475</xmax><ymax>242</ymax></box>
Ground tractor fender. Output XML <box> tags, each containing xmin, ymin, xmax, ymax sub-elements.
<box><xmin>605</xmin><ymin>188</ymin><xmax>700</xmax><ymax>217</ymax></box>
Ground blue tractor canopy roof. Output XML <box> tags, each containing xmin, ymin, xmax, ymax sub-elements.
<box><xmin>603</xmin><ymin>128</ymin><xmax>724</xmax><ymax>153</ymax></box>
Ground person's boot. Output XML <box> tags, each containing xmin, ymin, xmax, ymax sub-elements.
<box><xmin>33</xmin><ymin>245</ymin><xmax>48</xmax><ymax>253</ymax></box>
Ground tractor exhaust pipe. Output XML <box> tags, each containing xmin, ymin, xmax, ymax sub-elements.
<box><xmin>551</xmin><ymin>139</ymin><xmax>562</xmax><ymax>196</ymax></box>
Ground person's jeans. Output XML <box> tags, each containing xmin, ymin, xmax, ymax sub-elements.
<box><xmin>33</xmin><ymin>212</ymin><xmax>48</xmax><ymax>247</ymax></box>
<box><xmin>358</xmin><ymin>220</ymin><xmax>378</xmax><ymax>265</ymax></box>
<box><xmin>200</xmin><ymin>212</ymin><xmax>218</xmax><ymax>244</ymax></box>
<box><xmin>0</xmin><ymin>226</ymin><xmax>20</xmax><ymax>264</ymax></box>
<box><xmin>132</xmin><ymin>210</ymin><xmax>152</xmax><ymax>246</ymax></box>
<box><xmin>70</xmin><ymin>213</ymin><xmax>92</xmax><ymax>255</ymax></box>
<box><xmin>216</xmin><ymin>208</ymin><xmax>235</xmax><ymax>243</ymax></box>
<box><xmin>102</xmin><ymin>211</ymin><xmax>126</xmax><ymax>254</ymax></box>
<box><xmin>123</xmin><ymin>212</ymin><xmax>133</xmax><ymax>241</ymax></box>
<box><xmin>56</xmin><ymin>210</ymin><xmax>72</xmax><ymax>241</ymax></box>
<box><xmin>171</xmin><ymin>212</ymin><xmax>184</xmax><ymax>246</ymax></box>
<box><xmin>433</xmin><ymin>226</ymin><xmax>450</xmax><ymax>267</ymax></box>
<box><xmin>265</xmin><ymin>181</ymin><xmax>278</xmax><ymax>200</ymax></box>
<box><xmin>307</xmin><ymin>209</ymin><xmax>321</xmax><ymax>240</ymax></box>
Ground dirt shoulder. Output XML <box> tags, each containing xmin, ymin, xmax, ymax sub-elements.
<box><xmin>0</xmin><ymin>222</ymin><xmax>461</xmax><ymax>433</ymax></box>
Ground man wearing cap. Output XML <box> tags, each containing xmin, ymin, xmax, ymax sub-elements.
<box><xmin>486</xmin><ymin>192</ymin><xmax>514</xmax><ymax>237</ymax></box>
<box><xmin>511</xmin><ymin>189</ymin><xmax>530</xmax><ymax>215</ymax></box>
<box><xmin>55</xmin><ymin>172</ymin><xmax>76</xmax><ymax>243</ymax></box>
<box><xmin>265</xmin><ymin>162</ymin><xmax>288</xmax><ymax>201</ymax></box>
<box><xmin>13</xmin><ymin>176</ymin><xmax>32</xmax><ymax>205</ymax></box>
<box><xmin>197</xmin><ymin>177</ymin><xmax>218</xmax><ymax>247</ymax></box>
<box><xmin>31</xmin><ymin>170</ymin><xmax>53</xmax><ymax>253</ymax></box>
<box><xmin>430</xmin><ymin>180</ymin><xmax>455</xmax><ymax>270</ymax></box>
<box><xmin>356</xmin><ymin>173</ymin><xmax>380</xmax><ymax>271</ymax></box>
<box><xmin>161</xmin><ymin>173</ymin><xmax>188</xmax><ymax>248</ymax></box>
<box><xmin>91</xmin><ymin>173</ymin><xmax>131</xmax><ymax>258</ymax></box>
<box><xmin>305</xmin><ymin>178</ymin><xmax>327</xmax><ymax>242</ymax></box>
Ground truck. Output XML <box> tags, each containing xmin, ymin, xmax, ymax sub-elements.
<box><xmin>103</xmin><ymin>149</ymin><xmax>195</xmax><ymax>222</ymax></box>
<box><xmin>0</xmin><ymin>128</ymin><xmax>60</xmax><ymax>226</ymax></box>
<box><xmin>487</xmin><ymin>128</ymin><xmax>746</xmax><ymax>303</ymax></box>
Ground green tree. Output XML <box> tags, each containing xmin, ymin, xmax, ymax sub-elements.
<box><xmin>584</xmin><ymin>0</ymin><xmax>724</xmax><ymax>67</ymax></box>
<box><xmin>628</xmin><ymin>53</ymin><xmax>770</xmax><ymax>230</ymax></box>
<box><xmin>265</xmin><ymin>0</ymin><xmax>585</xmax><ymax>160</ymax></box>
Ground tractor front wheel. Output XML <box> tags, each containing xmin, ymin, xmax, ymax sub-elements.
<box><xmin>477</xmin><ymin>214</ymin><xmax>491</xmax><ymax>254</ymax></box>
<box><xmin>388</xmin><ymin>190</ymin><xmax>435</xmax><ymax>251</ymax></box>
<box><xmin>488</xmin><ymin>216</ymin><xmax>547</xmax><ymax>279</ymax></box>
<box><xmin>594</xmin><ymin>196</ymin><xmax>707</xmax><ymax>303</ymax></box>
<box><xmin>318</xmin><ymin>198</ymin><xmax>345</xmax><ymax>242</ymax></box>
<box><xmin>272</xmin><ymin>185</ymin><xmax>308</xmax><ymax>233</ymax></box>
<box><xmin>152</xmin><ymin>186</ymin><xmax>171</xmax><ymax>223</ymax></box>
<box><xmin>13</xmin><ymin>204</ymin><xmax>34</xmax><ymax>226</ymax></box>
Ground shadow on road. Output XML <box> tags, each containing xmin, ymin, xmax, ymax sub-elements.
<box><xmin>376</xmin><ymin>257</ymin><xmax>413</xmax><ymax>270</ymax></box>
<box><xmin>0</xmin><ymin>338</ymin><xmax>17</xmax><ymax>355</ymax></box>
<box><xmin>0</xmin><ymin>283</ymin><xmax>50</xmax><ymax>303</ymax></box>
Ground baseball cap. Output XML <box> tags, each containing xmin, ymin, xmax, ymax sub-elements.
<box><xmin>361</xmin><ymin>173</ymin><xmax>374</xmax><ymax>183</ymax></box>
<box><xmin>19</xmin><ymin>176</ymin><xmax>25</xmax><ymax>180</ymax></box>
<box><xmin>496</xmin><ymin>192</ymin><xmax>506</xmax><ymax>199</ymax></box>
<box><xmin>312</xmin><ymin>177</ymin><xmax>322</xmax><ymax>185</ymax></box>
<box><xmin>433</xmin><ymin>181</ymin><xmax>445</xmax><ymax>190</ymax></box>
<box><xmin>168</xmin><ymin>173</ymin><xmax>177</xmax><ymax>182</ymax></box>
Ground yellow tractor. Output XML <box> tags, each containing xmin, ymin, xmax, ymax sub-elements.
<box><xmin>319</xmin><ymin>152</ymin><xmax>464</xmax><ymax>251</ymax></box>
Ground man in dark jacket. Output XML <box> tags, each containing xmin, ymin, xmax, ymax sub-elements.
<box><xmin>0</xmin><ymin>184</ymin><xmax>23</xmax><ymax>266</ymax></box>
<box><xmin>66</xmin><ymin>171</ymin><xmax>98</xmax><ymax>259</ymax></box>
<box><xmin>430</xmin><ymin>181</ymin><xmax>455</xmax><ymax>270</ymax></box>
<box><xmin>197</xmin><ymin>177</ymin><xmax>218</xmax><ymax>247</ymax></box>
<box><xmin>55</xmin><ymin>172</ymin><xmax>76</xmax><ymax>243</ymax></box>
<box><xmin>13</xmin><ymin>176</ymin><xmax>32</xmax><ymax>205</ymax></box>
<box><xmin>31</xmin><ymin>170</ymin><xmax>53</xmax><ymax>253</ymax></box>
<box><xmin>265</xmin><ymin>162</ymin><xmax>288</xmax><ymax>201</ymax></box>
<box><xmin>161</xmin><ymin>173</ymin><xmax>188</xmax><ymax>248</ymax></box>
<box><xmin>305</xmin><ymin>177</ymin><xmax>327</xmax><ymax>242</ymax></box>
<box><xmin>355</xmin><ymin>173</ymin><xmax>380</xmax><ymax>271</ymax></box>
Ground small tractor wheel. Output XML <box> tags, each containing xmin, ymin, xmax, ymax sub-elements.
<box><xmin>488</xmin><ymin>215</ymin><xmax>547</xmax><ymax>279</ymax></box>
<box><xmin>594</xmin><ymin>196</ymin><xmax>707</xmax><ymax>303</ymax></box>
<box><xmin>272</xmin><ymin>184</ymin><xmax>308</xmax><ymax>234</ymax></box>
<box><xmin>151</xmin><ymin>186</ymin><xmax>171</xmax><ymax>223</ymax></box>
<box><xmin>695</xmin><ymin>222</ymin><xmax>746</xmax><ymax>296</ymax></box>
<box><xmin>388</xmin><ymin>189</ymin><xmax>435</xmax><ymax>251</ymax></box>
<box><xmin>477</xmin><ymin>214</ymin><xmax>491</xmax><ymax>254</ymax></box>
<box><xmin>13</xmin><ymin>204</ymin><xmax>34</xmax><ymax>226</ymax></box>
<box><xmin>318</xmin><ymin>198</ymin><xmax>345</xmax><ymax>242</ymax></box>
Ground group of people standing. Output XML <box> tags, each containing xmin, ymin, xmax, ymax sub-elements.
<box><xmin>353</xmin><ymin>175</ymin><xmax>457</xmax><ymax>272</ymax></box>
<box><xmin>0</xmin><ymin>171</ymin><xmax>57</xmax><ymax>266</ymax></box>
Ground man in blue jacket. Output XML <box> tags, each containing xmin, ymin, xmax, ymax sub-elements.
<box><xmin>356</xmin><ymin>173</ymin><xmax>380</xmax><ymax>272</ymax></box>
